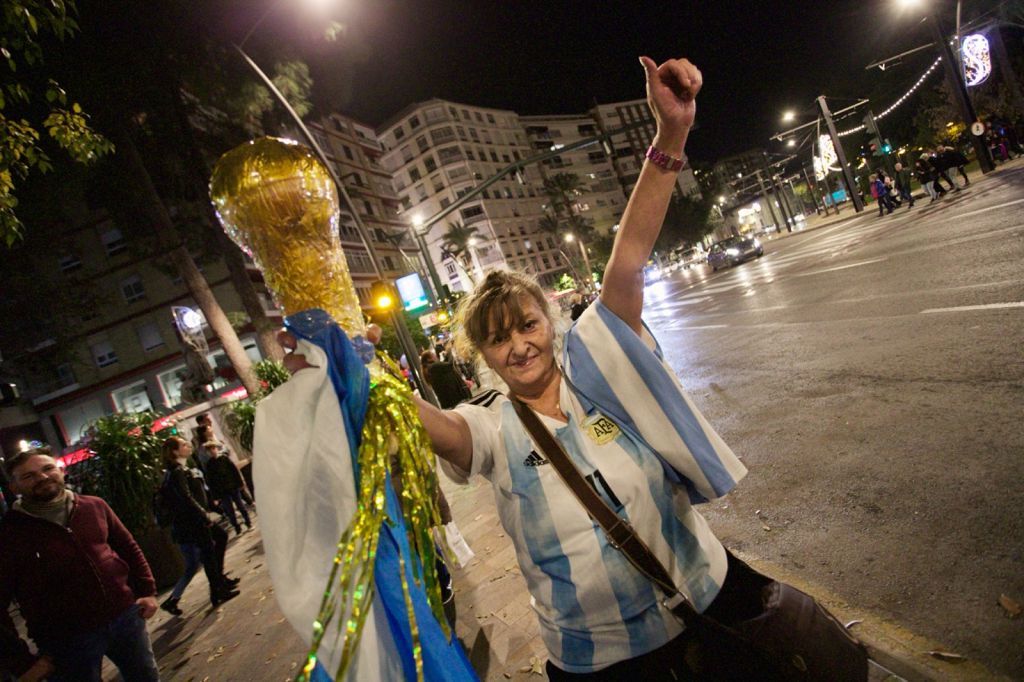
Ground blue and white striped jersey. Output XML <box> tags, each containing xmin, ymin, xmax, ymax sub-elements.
<box><xmin>444</xmin><ymin>300</ymin><xmax>746</xmax><ymax>673</ymax></box>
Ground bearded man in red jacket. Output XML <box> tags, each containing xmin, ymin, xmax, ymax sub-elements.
<box><xmin>0</xmin><ymin>447</ymin><xmax>160</xmax><ymax>681</ymax></box>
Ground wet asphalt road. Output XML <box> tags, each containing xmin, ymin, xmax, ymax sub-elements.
<box><xmin>642</xmin><ymin>166</ymin><xmax>1024</xmax><ymax>678</ymax></box>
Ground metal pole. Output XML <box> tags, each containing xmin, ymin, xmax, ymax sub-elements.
<box><xmin>864</xmin><ymin>110</ymin><xmax>896</xmax><ymax>179</ymax></box>
<box><xmin>802</xmin><ymin>167</ymin><xmax>824</xmax><ymax>215</ymax></box>
<box><xmin>927</xmin><ymin>14</ymin><xmax>995</xmax><ymax>173</ymax></box>
<box><xmin>233</xmin><ymin>45</ymin><xmax>439</xmax><ymax>406</ymax></box>
<box><xmin>816</xmin><ymin>96</ymin><xmax>865</xmax><ymax>212</ymax></box>
<box><xmin>763</xmin><ymin>153</ymin><xmax>793</xmax><ymax>232</ymax></box>
<box><xmin>753</xmin><ymin>169</ymin><xmax>783</xmax><ymax>233</ymax></box>
<box><xmin>416</xmin><ymin>230</ymin><xmax>447</xmax><ymax>304</ymax></box>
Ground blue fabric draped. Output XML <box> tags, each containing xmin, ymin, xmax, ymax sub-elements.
<box><xmin>286</xmin><ymin>309</ymin><xmax>477</xmax><ymax>682</ymax></box>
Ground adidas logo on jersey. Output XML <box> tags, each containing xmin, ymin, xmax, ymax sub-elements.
<box><xmin>523</xmin><ymin>450</ymin><xmax>549</xmax><ymax>467</ymax></box>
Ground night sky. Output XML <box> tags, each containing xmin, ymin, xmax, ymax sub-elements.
<box><xmin>304</xmin><ymin>0</ymin><xmax>946</xmax><ymax>162</ymax></box>
<box><xmin>226</xmin><ymin>1</ymin><xmax>958</xmax><ymax>161</ymax></box>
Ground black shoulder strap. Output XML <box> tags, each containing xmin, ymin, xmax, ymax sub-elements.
<box><xmin>508</xmin><ymin>394</ymin><xmax>699</xmax><ymax>622</ymax></box>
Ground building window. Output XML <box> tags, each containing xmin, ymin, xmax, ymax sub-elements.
<box><xmin>486</xmin><ymin>113</ymin><xmax>496</xmax><ymax>124</ymax></box>
<box><xmin>363</xmin><ymin>200</ymin><xmax>374</xmax><ymax>216</ymax></box>
<box><xmin>58</xmin><ymin>253</ymin><xmax>82</xmax><ymax>273</ymax></box>
<box><xmin>112</xmin><ymin>382</ymin><xmax>153</xmax><ymax>414</ymax></box>
<box><xmin>100</xmin><ymin>228</ymin><xmax>127</xmax><ymax>256</ymax></box>
<box><xmin>465</xmin><ymin>149</ymin><xmax>474</xmax><ymax>161</ymax></box>
<box><xmin>409</xmin><ymin>167</ymin><xmax>421</xmax><ymax>182</ymax></box>
<box><xmin>56</xmin><ymin>363</ymin><xmax>76</xmax><ymax>387</ymax></box>
<box><xmin>382</xmin><ymin>255</ymin><xmax>396</xmax><ymax>270</ymax></box>
<box><xmin>91</xmin><ymin>340</ymin><xmax>118</xmax><ymax>368</ymax></box>
<box><xmin>416</xmin><ymin>185</ymin><xmax>427</xmax><ymax>201</ymax></box>
<box><xmin>430</xmin><ymin>127</ymin><xmax>455</xmax><ymax>145</ymax></box>
<box><xmin>440</xmin><ymin>197</ymin><xmax>451</xmax><ymax>209</ymax></box>
<box><xmin>474</xmin><ymin>112</ymin><xmax>483</xmax><ymax>123</ymax></box>
<box><xmin>393</xmin><ymin>126</ymin><xmax>405</xmax><ymax>140</ymax></box>
<box><xmin>490</xmin><ymin>151</ymin><xmax>499</xmax><ymax>163</ymax></box>
<box><xmin>416</xmin><ymin>135</ymin><xmax>429</xmax><ymax>153</ymax></box>
<box><xmin>400</xmin><ymin>145</ymin><xmax>413</xmax><ymax>163</ymax></box>
<box><xmin>433</xmin><ymin>179</ymin><xmax>445</xmax><ymax>193</ymax></box>
<box><xmin>136</xmin><ymin>322</ymin><xmax>165</xmax><ymax>352</ymax></box>
<box><xmin>424</xmin><ymin>155</ymin><xmax>437</xmax><ymax>173</ymax></box>
<box><xmin>120</xmin><ymin>274</ymin><xmax>146</xmax><ymax>303</ymax></box>
<box><xmin>342</xmin><ymin>145</ymin><xmax>354</xmax><ymax>160</ymax></box>
<box><xmin>460</xmin><ymin>205</ymin><xmax>484</xmax><ymax>220</ymax></box>
<box><xmin>409</xmin><ymin>115</ymin><xmax>420</xmax><ymax>129</ymax></box>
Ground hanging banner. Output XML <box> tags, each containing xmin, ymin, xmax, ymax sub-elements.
<box><xmin>962</xmin><ymin>34</ymin><xmax>992</xmax><ymax>87</ymax></box>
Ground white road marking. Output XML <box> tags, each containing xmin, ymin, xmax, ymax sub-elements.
<box><xmin>942</xmin><ymin>197</ymin><xmax>1024</xmax><ymax>221</ymax></box>
<box><xmin>791</xmin><ymin>258</ymin><xmax>887</xmax><ymax>277</ymax></box>
<box><xmin>920</xmin><ymin>302</ymin><xmax>1024</xmax><ymax>314</ymax></box>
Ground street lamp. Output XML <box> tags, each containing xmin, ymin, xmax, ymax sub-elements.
<box><xmin>563</xmin><ymin>233</ymin><xmax>594</xmax><ymax>291</ymax></box>
<box><xmin>782</xmin><ymin>111</ymin><xmax>796</xmax><ymax>123</ymax></box>
<box><xmin>233</xmin><ymin>2</ymin><xmax>440</xmax><ymax>406</ymax></box>
<box><xmin>786</xmin><ymin>139</ymin><xmax>796</xmax><ymax>148</ymax></box>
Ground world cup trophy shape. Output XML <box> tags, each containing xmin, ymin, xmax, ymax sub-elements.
<box><xmin>210</xmin><ymin>137</ymin><xmax>366</xmax><ymax>338</ymax></box>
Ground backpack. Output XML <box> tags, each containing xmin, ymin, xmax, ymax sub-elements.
<box><xmin>153</xmin><ymin>471</ymin><xmax>174</xmax><ymax>528</ymax></box>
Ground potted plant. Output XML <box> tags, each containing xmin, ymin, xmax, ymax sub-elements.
<box><xmin>65</xmin><ymin>411</ymin><xmax>184</xmax><ymax>588</ymax></box>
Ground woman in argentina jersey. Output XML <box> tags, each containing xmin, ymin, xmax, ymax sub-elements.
<box><xmin>411</xmin><ymin>55</ymin><xmax>755</xmax><ymax>679</ymax></box>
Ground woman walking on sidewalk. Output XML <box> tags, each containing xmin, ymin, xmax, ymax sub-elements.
<box><xmin>158</xmin><ymin>437</ymin><xmax>240</xmax><ymax>615</ymax></box>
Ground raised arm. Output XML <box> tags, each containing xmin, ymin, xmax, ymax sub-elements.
<box><xmin>413</xmin><ymin>395</ymin><xmax>473</xmax><ymax>473</ymax></box>
<box><xmin>600</xmin><ymin>56</ymin><xmax>702</xmax><ymax>333</ymax></box>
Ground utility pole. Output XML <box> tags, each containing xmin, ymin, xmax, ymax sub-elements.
<box><xmin>753</xmin><ymin>169</ymin><xmax>783</xmax><ymax>233</ymax></box>
<box><xmin>863</xmin><ymin>110</ymin><xmax>896</xmax><ymax>179</ymax></box>
<box><xmin>816</xmin><ymin>96</ymin><xmax>864</xmax><ymax>212</ymax></box>
<box><xmin>762</xmin><ymin>153</ymin><xmax>793</xmax><ymax>232</ymax></box>
<box><xmin>802</xmin><ymin>167</ymin><xmax>825</xmax><ymax>215</ymax></box>
<box><xmin>927</xmin><ymin>15</ymin><xmax>995</xmax><ymax>173</ymax></box>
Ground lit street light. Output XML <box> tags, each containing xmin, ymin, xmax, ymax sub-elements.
<box><xmin>233</xmin><ymin>1</ymin><xmax>439</xmax><ymax>406</ymax></box>
<box><xmin>786</xmin><ymin>139</ymin><xmax>796</xmax><ymax>148</ymax></box>
<box><xmin>563</xmin><ymin>233</ymin><xmax>594</xmax><ymax>291</ymax></box>
<box><xmin>782</xmin><ymin>110</ymin><xmax>796</xmax><ymax>123</ymax></box>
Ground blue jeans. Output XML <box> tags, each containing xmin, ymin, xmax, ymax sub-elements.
<box><xmin>41</xmin><ymin>604</ymin><xmax>159</xmax><ymax>681</ymax></box>
<box><xmin>218</xmin><ymin>490</ymin><xmax>251</xmax><ymax>531</ymax></box>
<box><xmin>170</xmin><ymin>543</ymin><xmax>203</xmax><ymax>600</ymax></box>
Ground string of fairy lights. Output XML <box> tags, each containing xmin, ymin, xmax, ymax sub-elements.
<box><xmin>836</xmin><ymin>55</ymin><xmax>944</xmax><ymax>137</ymax></box>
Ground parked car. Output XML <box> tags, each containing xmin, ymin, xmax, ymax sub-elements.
<box><xmin>706</xmin><ymin>235</ymin><xmax>764</xmax><ymax>271</ymax></box>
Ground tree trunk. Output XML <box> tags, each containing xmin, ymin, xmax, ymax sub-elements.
<box><xmin>118</xmin><ymin>127</ymin><xmax>261</xmax><ymax>396</ymax></box>
<box><xmin>216</xmin><ymin>234</ymin><xmax>283</xmax><ymax>361</ymax></box>
<box><xmin>164</xmin><ymin>79</ymin><xmax>284</xmax><ymax>362</ymax></box>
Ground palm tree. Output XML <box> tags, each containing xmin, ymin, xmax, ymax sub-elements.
<box><xmin>440</xmin><ymin>221</ymin><xmax>485</xmax><ymax>284</ymax></box>
<box><xmin>542</xmin><ymin>172</ymin><xmax>585</xmax><ymax>219</ymax></box>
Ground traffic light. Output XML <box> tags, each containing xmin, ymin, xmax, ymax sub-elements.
<box><xmin>371</xmin><ymin>280</ymin><xmax>395</xmax><ymax>310</ymax></box>
<box><xmin>869</xmin><ymin>137</ymin><xmax>884</xmax><ymax>157</ymax></box>
<box><xmin>881</xmin><ymin>140</ymin><xmax>893</xmax><ymax>155</ymax></box>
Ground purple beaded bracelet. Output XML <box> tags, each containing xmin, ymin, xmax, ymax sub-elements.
<box><xmin>645</xmin><ymin>145</ymin><xmax>686</xmax><ymax>172</ymax></box>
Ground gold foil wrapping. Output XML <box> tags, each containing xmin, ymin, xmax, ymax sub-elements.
<box><xmin>210</xmin><ymin>137</ymin><xmax>366</xmax><ymax>338</ymax></box>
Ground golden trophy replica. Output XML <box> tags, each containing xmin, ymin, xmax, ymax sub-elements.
<box><xmin>210</xmin><ymin>136</ymin><xmax>366</xmax><ymax>338</ymax></box>
<box><xmin>209</xmin><ymin>137</ymin><xmax>472</xmax><ymax>682</ymax></box>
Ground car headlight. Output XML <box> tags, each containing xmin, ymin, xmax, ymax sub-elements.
<box><xmin>726</xmin><ymin>248</ymin><xmax>740</xmax><ymax>256</ymax></box>
<box><xmin>752</xmin><ymin>238</ymin><xmax>761</xmax><ymax>247</ymax></box>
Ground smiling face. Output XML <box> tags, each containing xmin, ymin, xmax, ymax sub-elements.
<box><xmin>477</xmin><ymin>295</ymin><xmax>559</xmax><ymax>396</ymax></box>
<box><xmin>9</xmin><ymin>454</ymin><xmax>66</xmax><ymax>503</ymax></box>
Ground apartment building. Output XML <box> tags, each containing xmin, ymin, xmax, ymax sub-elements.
<box><xmin>0</xmin><ymin>206</ymin><xmax>267</xmax><ymax>454</ymax></box>
<box><xmin>520</xmin><ymin>113</ymin><xmax>626</xmax><ymax>235</ymax></box>
<box><xmin>590</xmin><ymin>99</ymin><xmax>702</xmax><ymax>201</ymax></box>
<box><xmin>377</xmin><ymin>99</ymin><xmax>569</xmax><ymax>292</ymax></box>
<box><xmin>303</xmin><ymin>114</ymin><xmax>420</xmax><ymax>306</ymax></box>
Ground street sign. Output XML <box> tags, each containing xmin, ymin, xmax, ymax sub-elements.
<box><xmin>971</xmin><ymin>121</ymin><xmax>986</xmax><ymax>137</ymax></box>
<box><xmin>419</xmin><ymin>311</ymin><xmax>443</xmax><ymax>330</ymax></box>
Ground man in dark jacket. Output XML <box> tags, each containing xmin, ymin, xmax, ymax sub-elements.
<box><xmin>420</xmin><ymin>350</ymin><xmax>472</xmax><ymax>409</ymax></box>
<box><xmin>0</xmin><ymin>448</ymin><xmax>160</xmax><ymax>681</ymax></box>
<box><xmin>204</xmin><ymin>441</ymin><xmax>252</xmax><ymax>535</ymax></box>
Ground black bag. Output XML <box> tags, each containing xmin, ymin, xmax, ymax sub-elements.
<box><xmin>509</xmin><ymin>396</ymin><xmax>869</xmax><ymax>681</ymax></box>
